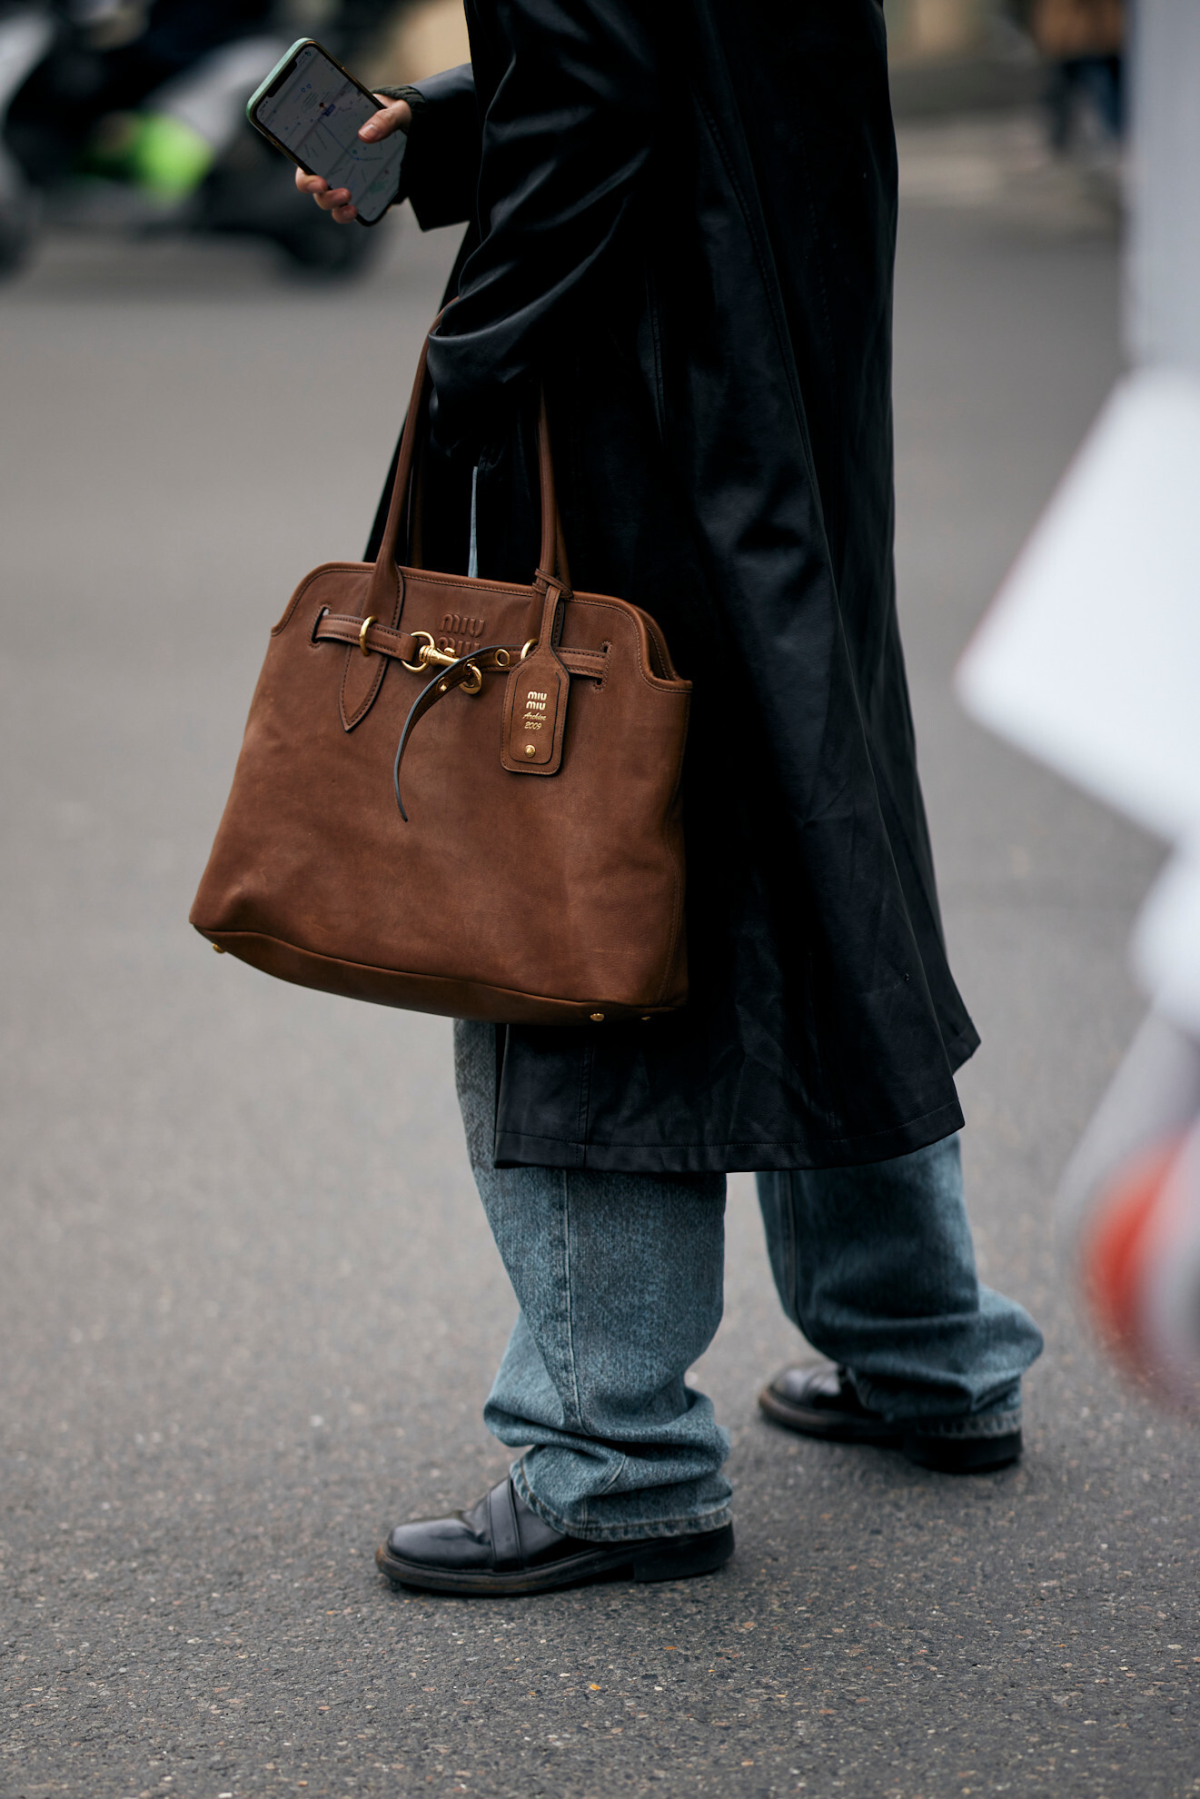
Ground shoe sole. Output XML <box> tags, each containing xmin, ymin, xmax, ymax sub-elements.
<box><xmin>758</xmin><ymin>1387</ymin><xmax>1022</xmax><ymax>1474</ymax></box>
<box><xmin>375</xmin><ymin>1524</ymin><xmax>735</xmax><ymax>1596</ymax></box>
<box><xmin>901</xmin><ymin>1429</ymin><xmax>1022</xmax><ymax>1474</ymax></box>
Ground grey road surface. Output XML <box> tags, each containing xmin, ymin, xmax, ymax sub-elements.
<box><xmin>2</xmin><ymin>139</ymin><xmax>1197</xmax><ymax>1799</ymax></box>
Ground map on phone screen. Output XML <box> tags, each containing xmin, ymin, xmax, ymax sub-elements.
<box><xmin>258</xmin><ymin>43</ymin><xmax>405</xmax><ymax>223</ymax></box>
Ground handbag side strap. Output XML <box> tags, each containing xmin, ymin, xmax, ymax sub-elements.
<box><xmin>364</xmin><ymin>327</ymin><xmax>439</xmax><ymax>616</ymax></box>
<box><xmin>535</xmin><ymin>390</ymin><xmax>572</xmax><ymax>592</ymax></box>
<box><xmin>368</xmin><ymin>328</ymin><xmax>572</xmax><ymax>616</ymax></box>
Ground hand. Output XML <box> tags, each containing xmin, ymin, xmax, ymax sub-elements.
<box><xmin>294</xmin><ymin>95</ymin><xmax>412</xmax><ymax>223</ymax></box>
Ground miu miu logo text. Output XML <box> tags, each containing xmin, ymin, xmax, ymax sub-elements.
<box><xmin>522</xmin><ymin>688</ymin><xmax>548</xmax><ymax>731</ymax></box>
<box><xmin>437</xmin><ymin>612</ymin><xmax>486</xmax><ymax>659</ymax></box>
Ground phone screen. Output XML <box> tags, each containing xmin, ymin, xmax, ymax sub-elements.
<box><xmin>255</xmin><ymin>42</ymin><xmax>405</xmax><ymax>225</ymax></box>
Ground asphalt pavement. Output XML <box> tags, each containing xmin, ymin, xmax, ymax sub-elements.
<box><xmin>2</xmin><ymin>124</ymin><xmax>1197</xmax><ymax>1799</ymax></box>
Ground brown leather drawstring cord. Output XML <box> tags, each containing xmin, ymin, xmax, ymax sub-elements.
<box><xmin>392</xmin><ymin>646</ymin><xmax>517</xmax><ymax>820</ymax></box>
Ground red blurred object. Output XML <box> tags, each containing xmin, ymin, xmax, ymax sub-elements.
<box><xmin>1063</xmin><ymin>1015</ymin><xmax>1200</xmax><ymax>1414</ymax></box>
<box><xmin>1080</xmin><ymin>1136</ymin><xmax>1185</xmax><ymax>1376</ymax></box>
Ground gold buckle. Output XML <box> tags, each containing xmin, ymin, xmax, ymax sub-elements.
<box><xmin>402</xmin><ymin>630</ymin><xmax>482</xmax><ymax>695</ymax></box>
<box><xmin>402</xmin><ymin>629</ymin><xmax>455</xmax><ymax>672</ymax></box>
<box><xmin>358</xmin><ymin>615</ymin><xmax>378</xmax><ymax>657</ymax></box>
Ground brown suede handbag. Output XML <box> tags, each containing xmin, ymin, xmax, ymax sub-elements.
<box><xmin>190</xmin><ymin>331</ymin><xmax>691</xmax><ymax>1026</ymax></box>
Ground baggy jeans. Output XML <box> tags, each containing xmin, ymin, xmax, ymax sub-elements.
<box><xmin>455</xmin><ymin>1021</ymin><xmax>1044</xmax><ymax>1543</ymax></box>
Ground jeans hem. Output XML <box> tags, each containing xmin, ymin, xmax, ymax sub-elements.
<box><xmin>512</xmin><ymin>1461</ymin><xmax>734</xmax><ymax>1544</ymax></box>
<box><xmin>906</xmin><ymin>1407</ymin><xmax>1022</xmax><ymax>1441</ymax></box>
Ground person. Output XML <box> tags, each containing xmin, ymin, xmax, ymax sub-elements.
<box><xmin>298</xmin><ymin>0</ymin><xmax>1043</xmax><ymax>1598</ymax></box>
<box><xmin>1030</xmin><ymin>0</ymin><xmax>1125</xmax><ymax>152</ymax></box>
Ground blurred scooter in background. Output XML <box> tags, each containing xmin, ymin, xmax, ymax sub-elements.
<box><xmin>0</xmin><ymin>0</ymin><xmax>410</xmax><ymax>280</ymax></box>
<box><xmin>959</xmin><ymin>1</ymin><xmax>1200</xmax><ymax>1417</ymax></box>
<box><xmin>0</xmin><ymin>4</ymin><xmax>55</xmax><ymax>270</ymax></box>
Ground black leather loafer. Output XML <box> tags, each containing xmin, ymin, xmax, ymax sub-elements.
<box><xmin>376</xmin><ymin>1477</ymin><xmax>734</xmax><ymax>1595</ymax></box>
<box><xmin>759</xmin><ymin>1363</ymin><xmax>1022</xmax><ymax>1474</ymax></box>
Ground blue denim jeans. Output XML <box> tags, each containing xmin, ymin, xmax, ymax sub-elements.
<box><xmin>455</xmin><ymin>1022</ymin><xmax>1042</xmax><ymax>1542</ymax></box>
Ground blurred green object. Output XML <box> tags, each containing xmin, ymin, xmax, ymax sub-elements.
<box><xmin>81</xmin><ymin>111</ymin><xmax>214</xmax><ymax>200</ymax></box>
<box><xmin>131</xmin><ymin>113</ymin><xmax>214</xmax><ymax>197</ymax></box>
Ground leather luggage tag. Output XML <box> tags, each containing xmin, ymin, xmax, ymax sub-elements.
<box><xmin>501</xmin><ymin>585</ymin><xmax>570</xmax><ymax>776</ymax></box>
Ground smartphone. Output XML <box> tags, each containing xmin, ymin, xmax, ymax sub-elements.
<box><xmin>247</xmin><ymin>39</ymin><xmax>406</xmax><ymax>227</ymax></box>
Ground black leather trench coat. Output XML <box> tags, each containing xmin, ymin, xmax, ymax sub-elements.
<box><xmin>369</xmin><ymin>0</ymin><xmax>979</xmax><ymax>1173</ymax></box>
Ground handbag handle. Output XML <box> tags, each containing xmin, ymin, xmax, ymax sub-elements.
<box><xmin>364</xmin><ymin>323</ymin><xmax>570</xmax><ymax>619</ymax></box>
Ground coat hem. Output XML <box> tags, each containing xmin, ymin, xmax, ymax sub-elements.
<box><xmin>493</xmin><ymin>1097</ymin><xmax>967</xmax><ymax>1175</ymax></box>
<box><xmin>944</xmin><ymin>1019</ymin><xmax>980</xmax><ymax>1075</ymax></box>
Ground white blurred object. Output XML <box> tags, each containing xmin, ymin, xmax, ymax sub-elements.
<box><xmin>1133</xmin><ymin>839</ymin><xmax>1200</xmax><ymax>1040</ymax></box>
<box><xmin>1061</xmin><ymin>1013</ymin><xmax>1200</xmax><ymax>1223</ymax></box>
<box><xmin>957</xmin><ymin>367</ymin><xmax>1200</xmax><ymax>848</ymax></box>
<box><xmin>0</xmin><ymin>8</ymin><xmax>53</xmax><ymax>98</ymax></box>
<box><xmin>955</xmin><ymin>0</ymin><xmax>1200</xmax><ymax>1412</ymax></box>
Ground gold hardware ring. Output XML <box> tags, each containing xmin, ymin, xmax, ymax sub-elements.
<box><xmin>358</xmin><ymin>615</ymin><xmax>378</xmax><ymax>657</ymax></box>
<box><xmin>401</xmin><ymin>630</ymin><xmax>460</xmax><ymax>674</ymax></box>
<box><xmin>401</xmin><ymin>629</ymin><xmax>437</xmax><ymax>673</ymax></box>
<box><xmin>520</xmin><ymin>639</ymin><xmax>537</xmax><ymax>661</ymax></box>
<box><xmin>402</xmin><ymin>630</ymin><xmax>482</xmax><ymax>694</ymax></box>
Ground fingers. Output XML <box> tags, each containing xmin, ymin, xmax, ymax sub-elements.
<box><xmin>295</xmin><ymin>166</ymin><xmax>356</xmax><ymax>222</ymax></box>
<box><xmin>359</xmin><ymin>96</ymin><xmax>412</xmax><ymax>142</ymax></box>
<box><xmin>291</xmin><ymin>92</ymin><xmax>411</xmax><ymax>221</ymax></box>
